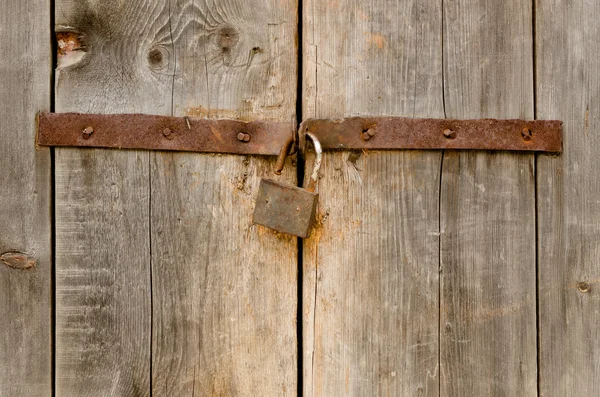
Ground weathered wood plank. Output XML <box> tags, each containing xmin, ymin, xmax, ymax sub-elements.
<box><xmin>302</xmin><ymin>0</ymin><xmax>443</xmax><ymax>395</ymax></box>
<box><xmin>537</xmin><ymin>1</ymin><xmax>600</xmax><ymax>395</ymax></box>
<box><xmin>440</xmin><ymin>1</ymin><xmax>537</xmax><ymax>395</ymax></box>
<box><xmin>149</xmin><ymin>1</ymin><xmax>299</xmax><ymax>395</ymax></box>
<box><xmin>54</xmin><ymin>1</ymin><xmax>163</xmax><ymax>394</ymax></box>
<box><xmin>54</xmin><ymin>0</ymin><xmax>298</xmax><ymax>394</ymax></box>
<box><xmin>0</xmin><ymin>1</ymin><xmax>51</xmax><ymax>396</ymax></box>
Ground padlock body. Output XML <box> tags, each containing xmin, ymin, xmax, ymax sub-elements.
<box><xmin>253</xmin><ymin>179</ymin><xmax>318</xmax><ymax>238</ymax></box>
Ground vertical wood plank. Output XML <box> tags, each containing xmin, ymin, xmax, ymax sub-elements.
<box><xmin>440</xmin><ymin>1</ymin><xmax>537</xmax><ymax>395</ymax></box>
<box><xmin>53</xmin><ymin>1</ymin><xmax>165</xmax><ymax>394</ymax></box>
<box><xmin>537</xmin><ymin>1</ymin><xmax>600</xmax><ymax>395</ymax></box>
<box><xmin>54</xmin><ymin>0</ymin><xmax>298</xmax><ymax>394</ymax></box>
<box><xmin>0</xmin><ymin>1</ymin><xmax>51</xmax><ymax>396</ymax></box>
<box><xmin>149</xmin><ymin>1</ymin><xmax>299</xmax><ymax>395</ymax></box>
<box><xmin>302</xmin><ymin>1</ymin><xmax>443</xmax><ymax>395</ymax></box>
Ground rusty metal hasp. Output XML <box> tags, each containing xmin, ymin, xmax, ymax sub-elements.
<box><xmin>37</xmin><ymin>112</ymin><xmax>295</xmax><ymax>155</ymax></box>
<box><xmin>38</xmin><ymin>113</ymin><xmax>562</xmax><ymax>153</ymax></box>
<box><xmin>300</xmin><ymin>117</ymin><xmax>563</xmax><ymax>152</ymax></box>
<box><xmin>252</xmin><ymin>133</ymin><xmax>322</xmax><ymax>238</ymax></box>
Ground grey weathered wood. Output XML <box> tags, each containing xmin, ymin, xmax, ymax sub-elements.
<box><xmin>148</xmin><ymin>1</ymin><xmax>299</xmax><ymax>395</ymax></box>
<box><xmin>0</xmin><ymin>1</ymin><xmax>51</xmax><ymax>396</ymax></box>
<box><xmin>54</xmin><ymin>1</ymin><xmax>298</xmax><ymax>395</ymax></box>
<box><xmin>151</xmin><ymin>156</ymin><xmax>298</xmax><ymax>396</ymax></box>
<box><xmin>537</xmin><ymin>1</ymin><xmax>600</xmax><ymax>395</ymax></box>
<box><xmin>440</xmin><ymin>1</ymin><xmax>537</xmax><ymax>395</ymax></box>
<box><xmin>302</xmin><ymin>1</ymin><xmax>443</xmax><ymax>395</ymax></box>
<box><xmin>54</xmin><ymin>1</ymin><xmax>160</xmax><ymax>395</ymax></box>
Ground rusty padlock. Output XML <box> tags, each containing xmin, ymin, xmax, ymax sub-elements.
<box><xmin>252</xmin><ymin>132</ymin><xmax>322</xmax><ymax>238</ymax></box>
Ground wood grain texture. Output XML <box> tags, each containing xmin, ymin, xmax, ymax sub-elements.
<box><xmin>302</xmin><ymin>0</ymin><xmax>443</xmax><ymax>395</ymax></box>
<box><xmin>54</xmin><ymin>1</ymin><xmax>159</xmax><ymax>395</ymax></box>
<box><xmin>148</xmin><ymin>0</ymin><xmax>298</xmax><ymax>395</ymax></box>
<box><xmin>0</xmin><ymin>0</ymin><xmax>51</xmax><ymax>396</ymax></box>
<box><xmin>55</xmin><ymin>150</ymin><xmax>151</xmax><ymax>397</ymax></box>
<box><xmin>151</xmin><ymin>155</ymin><xmax>297</xmax><ymax>396</ymax></box>
<box><xmin>537</xmin><ymin>1</ymin><xmax>600</xmax><ymax>395</ymax></box>
<box><xmin>55</xmin><ymin>0</ymin><xmax>298</xmax><ymax>395</ymax></box>
<box><xmin>440</xmin><ymin>1</ymin><xmax>537</xmax><ymax>395</ymax></box>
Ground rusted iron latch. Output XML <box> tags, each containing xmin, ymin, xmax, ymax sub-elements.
<box><xmin>37</xmin><ymin>112</ymin><xmax>295</xmax><ymax>155</ymax></box>
<box><xmin>299</xmin><ymin>117</ymin><xmax>563</xmax><ymax>152</ymax></box>
<box><xmin>37</xmin><ymin>113</ymin><xmax>562</xmax><ymax>154</ymax></box>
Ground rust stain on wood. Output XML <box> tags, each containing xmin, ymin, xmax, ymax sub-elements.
<box><xmin>1</xmin><ymin>251</ymin><xmax>36</xmax><ymax>270</ymax></box>
<box><xmin>367</xmin><ymin>33</ymin><xmax>386</xmax><ymax>49</ymax></box>
<box><xmin>55</xmin><ymin>30</ymin><xmax>87</xmax><ymax>68</ymax></box>
<box><xmin>185</xmin><ymin>106</ymin><xmax>239</xmax><ymax>120</ymax></box>
<box><xmin>56</xmin><ymin>31</ymin><xmax>84</xmax><ymax>56</ymax></box>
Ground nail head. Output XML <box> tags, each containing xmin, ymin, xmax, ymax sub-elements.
<box><xmin>361</xmin><ymin>128</ymin><xmax>375</xmax><ymax>141</ymax></box>
<box><xmin>82</xmin><ymin>126</ymin><xmax>94</xmax><ymax>139</ymax></box>
<box><xmin>443</xmin><ymin>129</ymin><xmax>456</xmax><ymax>139</ymax></box>
<box><xmin>238</xmin><ymin>132</ymin><xmax>251</xmax><ymax>142</ymax></box>
<box><xmin>163</xmin><ymin>127</ymin><xmax>174</xmax><ymax>140</ymax></box>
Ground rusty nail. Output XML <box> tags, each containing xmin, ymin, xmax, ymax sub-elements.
<box><xmin>443</xmin><ymin>129</ymin><xmax>456</xmax><ymax>139</ymax></box>
<box><xmin>82</xmin><ymin>126</ymin><xmax>94</xmax><ymax>139</ymax></box>
<box><xmin>578</xmin><ymin>281</ymin><xmax>590</xmax><ymax>293</ymax></box>
<box><xmin>163</xmin><ymin>127</ymin><xmax>174</xmax><ymax>140</ymax></box>
<box><xmin>361</xmin><ymin>128</ymin><xmax>375</xmax><ymax>141</ymax></box>
<box><xmin>237</xmin><ymin>132</ymin><xmax>251</xmax><ymax>142</ymax></box>
<box><xmin>522</xmin><ymin>128</ymin><xmax>532</xmax><ymax>141</ymax></box>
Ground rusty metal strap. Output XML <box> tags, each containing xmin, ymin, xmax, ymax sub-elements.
<box><xmin>299</xmin><ymin>117</ymin><xmax>562</xmax><ymax>152</ymax></box>
<box><xmin>37</xmin><ymin>113</ymin><xmax>295</xmax><ymax>155</ymax></box>
<box><xmin>37</xmin><ymin>113</ymin><xmax>563</xmax><ymax>154</ymax></box>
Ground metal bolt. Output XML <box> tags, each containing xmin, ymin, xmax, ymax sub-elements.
<box><xmin>443</xmin><ymin>129</ymin><xmax>456</xmax><ymax>139</ymax></box>
<box><xmin>237</xmin><ymin>132</ymin><xmax>251</xmax><ymax>142</ymax></box>
<box><xmin>578</xmin><ymin>281</ymin><xmax>590</xmax><ymax>293</ymax></box>
<box><xmin>522</xmin><ymin>128</ymin><xmax>532</xmax><ymax>141</ymax></box>
<box><xmin>82</xmin><ymin>126</ymin><xmax>94</xmax><ymax>139</ymax></box>
<box><xmin>163</xmin><ymin>127</ymin><xmax>174</xmax><ymax>140</ymax></box>
<box><xmin>361</xmin><ymin>128</ymin><xmax>376</xmax><ymax>141</ymax></box>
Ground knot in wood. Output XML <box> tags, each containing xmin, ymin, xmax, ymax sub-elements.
<box><xmin>147</xmin><ymin>45</ymin><xmax>169</xmax><ymax>72</ymax></box>
<box><xmin>217</xmin><ymin>26</ymin><xmax>240</xmax><ymax>51</ymax></box>
<box><xmin>578</xmin><ymin>281</ymin><xmax>591</xmax><ymax>293</ymax></box>
<box><xmin>1</xmin><ymin>251</ymin><xmax>36</xmax><ymax>270</ymax></box>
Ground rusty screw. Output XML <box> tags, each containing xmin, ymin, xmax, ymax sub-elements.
<box><xmin>361</xmin><ymin>128</ymin><xmax>376</xmax><ymax>141</ymax></box>
<box><xmin>82</xmin><ymin>126</ymin><xmax>94</xmax><ymax>139</ymax></box>
<box><xmin>443</xmin><ymin>129</ymin><xmax>456</xmax><ymax>139</ymax></box>
<box><xmin>162</xmin><ymin>127</ymin><xmax>174</xmax><ymax>140</ymax></box>
<box><xmin>237</xmin><ymin>132</ymin><xmax>251</xmax><ymax>142</ymax></box>
<box><xmin>522</xmin><ymin>128</ymin><xmax>532</xmax><ymax>141</ymax></box>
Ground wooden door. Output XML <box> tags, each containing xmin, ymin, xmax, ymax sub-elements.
<box><xmin>2</xmin><ymin>0</ymin><xmax>600</xmax><ymax>396</ymax></box>
<box><xmin>52</xmin><ymin>0</ymin><xmax>298</xmax><ymax>396</ymax></box>
<box><xmin>301</xmin><ymin>1</ymin><xmax>596</xmax><ymax>396</ymax></box>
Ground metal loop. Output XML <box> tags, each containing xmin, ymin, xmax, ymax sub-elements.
<box><xmin>304</xmin><ymin>132</ymin><xmax>322</xmax><ymax>192</ymax></box>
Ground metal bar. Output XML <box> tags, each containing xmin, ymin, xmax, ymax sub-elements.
<box><xmin>37</xmin><ymin>113</ymin><xmax>563</xmax><ymax>154</ymax></box>
<box><xmin>299</xmin><ymin>117</ymin><xmax>563</xmax><ymax>152</ymax></box>
<box><xmin>37</xmin><ymin>112</ymin><xmax>295</xmax><ymax>155</ymax></box>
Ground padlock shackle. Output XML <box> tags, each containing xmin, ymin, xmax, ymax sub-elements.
<box><xmin>274</xmin><ymin>135</ymin><xmax>295</xmax><ymax>175</ymax></box>
<box><xmin>304</xmin><ymin>132</ymin><xmax>322</xmax><ymax>192</ymax></box>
